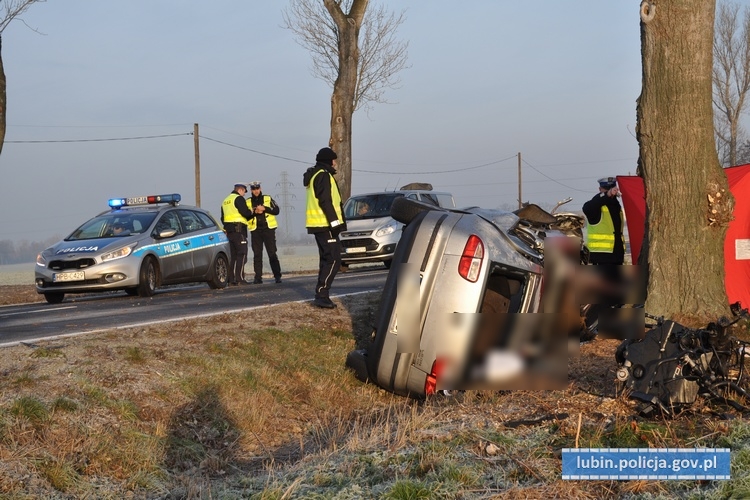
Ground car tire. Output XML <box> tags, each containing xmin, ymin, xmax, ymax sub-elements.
<box><xmin>137</xmin><ymin>256</ymin><xmax>159</xmax><ymax>297</ymax></box>
<box><xmin>390</xmin><ymin>197</ymin><xmax>441</xmax><ymax>225</ymax></box>
<box><xmin>207</xmin><ymin>253</ymin><xmax>229</xmax><ymax>289</ymax></box>
<box><xmin>125</xmin><ymin>288</ymin><xmax>139</xmax><ymax>296</ymax></box>
<box><xmin>44</xmin><ymin>292</ymin><xmax>64</xmax><ymax>304</ymax></box>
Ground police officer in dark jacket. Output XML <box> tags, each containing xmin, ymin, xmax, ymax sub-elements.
<box><xmin>582</xmin><ymin>177</ymin><xmax>625</xmax><ymax>265</ymax></box>
<box><xmin>221</xmin><ymin>183</ymin><xmax>255</xmax><ymax>285</ymax></box>
<box><xmin>303</xmin><ymin>147</ymin><xmax>347</xmax><ymax>309</ymax></box>
<box><xmin>247</xmin><ymin>181</ymin><xmax>282</xmax><ymax>284</ymax></box>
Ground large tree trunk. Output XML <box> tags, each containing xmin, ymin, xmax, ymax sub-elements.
<box><xmin>0</xmin><ymin>35</ymin><xmax>6</xmax><ymax>157</ymax></box>
<box><xmin>324</xmin><ymin>0</ymin><xmax>368</xmax><ymax>202</ymax></box>
<box><xmin>637</xmin><ymin>0</ymin><xmax>733</xmax><ymax>320</ymax></box>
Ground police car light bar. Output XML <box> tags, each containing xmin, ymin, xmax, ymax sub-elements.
<box><xmin>108</xmin><ymin>194</ymin><xmax>181</xmax><ymax>208</ymax></box>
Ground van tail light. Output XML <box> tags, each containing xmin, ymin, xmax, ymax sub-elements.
<box><xmin>424</xmin><ymin>358</ymin><xmax>445</xmax><ymax>395</ymax></box>
<box><xmin>458</xmin><ymin>235</ymin><xmax>484</xmax><ymax>282</ymax></box>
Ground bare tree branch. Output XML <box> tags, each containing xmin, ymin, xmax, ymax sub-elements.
<box><xmin>1</xmin><ymin>0</ymin><xmax>45</xmax><ymax>157</ymax></box>
<box><xmin>0</xmin><ymin>0</ymin><xmax>43</xmax><ymax>33</ymax></box>
<box><xmin>713</xmin><ymin>1</ymin><xmax>750</xmax><ymax>166</ymax></box>
<box><xmin>282</xmin><ymin>0</ymin><xmax>409</xmax><ymax>112</ymax></box>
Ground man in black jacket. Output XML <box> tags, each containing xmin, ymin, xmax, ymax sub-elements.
<box><xmin>303</xmin><ymin>147</ymin><xmax>347</xmax><ymax>308</ymax></box>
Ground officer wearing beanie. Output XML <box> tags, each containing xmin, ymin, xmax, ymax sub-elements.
<box><xmin>303</xmin><ymin>147</ymin><xmax>347</xmax><ymax>308</ymax></box>
<box><xmin>582</xmin><ymin>177</ymin><xmax>625</xmax><ymax>266</ymax></box>
<box><xmin>246</xmin><ymin>181</ymin><xmax>282</xmax><ymax>284</ymax></box>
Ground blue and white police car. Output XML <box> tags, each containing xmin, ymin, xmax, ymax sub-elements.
<box><xmin>35</xmin><ymin>194</ymin><xmax>231</xmax><ymax>304</ymax></box>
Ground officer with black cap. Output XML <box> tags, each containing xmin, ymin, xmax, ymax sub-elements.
<box><xmin>221</xmin><ymin>182</ymin><xmax>256</xmax><ymax>285</ymax></box>
<box><xmin>246</xmin><ymin>181</ymin><xmax>282</xmax><ymax>284</ymax></box>
<box><xmin>303</xmin><ymin>147</ymin><xmax>347</xmax><ymax>308</ymax></box>
<box><xmin>582</xmin><ymin>177</ymin><xmax>625</xmax><ymax>265</ymax></box>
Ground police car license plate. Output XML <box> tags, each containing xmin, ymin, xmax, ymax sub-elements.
<box><xmin>54</xmin><ymin>271</ymin><xmax>85</xmax><ymax>282</ymax></box>
<box><xmin>346</xmin><ymin>247</ymin><xmax>366</xmax><ymax>254</ymax></box>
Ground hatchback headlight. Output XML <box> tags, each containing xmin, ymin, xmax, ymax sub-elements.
<box><xmin>36</xmin><ymin>253</ymin><xmax>48</xmax><ymax>267</ymax></box>
<box><xmin>376</xmin><ymin>220</ymin><xmax>401</xmax><ymax>237</ymax></box>
<box><xmin>101</xmin><ymin>245</ymin><xmax>134</xmax><ymax>262</ymax></box>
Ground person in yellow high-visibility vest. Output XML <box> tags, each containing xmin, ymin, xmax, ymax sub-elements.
<box><xmin>303</xmin><ymin>147</ymin><xmax>347</xmax><ymax>309</ymax></box>
<box><xmin>582</xmin><ymin>176</ymin><xmax>625</xmax><ymax>266</ymax></box>
<box><xmin>221</xmin><ymin>183</ymin><xmax>256</xmax><ymax>285</ymax></box>
<box><xmin>246</xmin><ymin>181</ymin><xmax>282</xmax><ymax>284</ymax></box>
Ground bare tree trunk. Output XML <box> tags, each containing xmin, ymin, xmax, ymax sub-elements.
<box><xmin>0</xmin><ymin>35</ymin><xmax>6</xmax><ymax>156</ymax></box>
<box><xmin>324</xmin><ymin>0</ymin><xmax>368</xmax><ymax>202</ymax></box>
<box><xmin>637</xmin><ymin>0</ymin><xmax>733</xmax><ymax>321</ymax></box>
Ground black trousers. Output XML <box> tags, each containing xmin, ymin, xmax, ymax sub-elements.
<box><xmin>250</xmin><ymin>228</ymin><xmax>281</xmax><ymax>280</ymax></box>
<box><xmin>313</xmin><ymin>230</ymin><xmax>341</xmax><ymax>299</ymax></box>
<box><xmin>227</xmin><ymin>230</ymin><xmax>248</xmax><ymax>284</ymax></box>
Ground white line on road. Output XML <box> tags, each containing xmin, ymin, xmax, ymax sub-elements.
<box><xmin>0</xmin><ymin>305</ymin><xmax>78</xmax><ymax>318</ymax></box>
<box><xmin>0</xmin><ymin>290</ymin><xmax>376</xmax><ymax>348</ymax></box>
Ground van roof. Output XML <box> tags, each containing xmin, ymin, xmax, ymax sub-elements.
<box><xmin>350</xmin><ymin>190</ymin><xmax>453</xmax><ymax>197</ymax></box>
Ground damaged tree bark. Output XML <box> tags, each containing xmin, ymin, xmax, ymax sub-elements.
<box><xmin>636</xmin><ymin>0</ymin><xmax>733</xmax><ymax>320</ymax></box>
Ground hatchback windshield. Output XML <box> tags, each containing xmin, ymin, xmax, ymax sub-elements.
<box><xmin>66</xmin><ymin>213</ymin><xmax>158</xmax><ymax>241</ymax></box>
<box><xmin>343</xmin><ymin>193</ymin><xmax>404</xmax><ymax>220</ymax></box>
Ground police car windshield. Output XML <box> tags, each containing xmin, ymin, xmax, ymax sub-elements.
<box><xmin>66</xmin><ymin>213</ymin><xmax>157</xmax><ymax>241</ymax></box>
<box><xmin>344</xmin><ymin>193</ymin><xmax>404</xmax><ymax>220</ymax></box>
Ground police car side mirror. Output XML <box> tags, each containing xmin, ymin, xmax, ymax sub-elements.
<box><xmin>154</xmin><ymin>228</ymin><xmax>178</xmax><ymax>239</ymax></box>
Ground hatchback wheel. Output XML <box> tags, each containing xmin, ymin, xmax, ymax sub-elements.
<box><xmin>137</xmin><ymin>257</ymin><xmax>158</xmax><ymax>297</ymax></box>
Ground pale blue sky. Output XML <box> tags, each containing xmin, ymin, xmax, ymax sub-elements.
<box><xmin>1</xmin><ymin>1</ymin><xmax>643</xmax><ymax>243</ymax></box>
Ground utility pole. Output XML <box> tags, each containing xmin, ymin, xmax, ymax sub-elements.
<box><xmin>276</xmin><ymin>171</ymin><xmax>296</xmax><ymax>238</ymax></box>
<box><xmin>517</xmin><ymin>152</ymin><xmax>522</xmax><ymax>209</ymax></box>
<box><xmin>194</xmin><ymin>123</ymin><xmax>201</xmax><ymax>207</ymax></box>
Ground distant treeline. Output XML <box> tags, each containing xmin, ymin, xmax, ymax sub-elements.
<box><xmin>0</xmin><ymin>237</ymin><xmax>62</xmax><ymax>265</ymax></box>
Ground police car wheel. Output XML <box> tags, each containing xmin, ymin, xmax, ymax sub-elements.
<box><xmin>208</xmin><ymin>253</ymin><xmax>229</xmax><ymax>289</ymax></box>
<box><xmin>44</xmin><ymin>292</ymin><xmax>64</xmax><ymax>304</ymax></box>
<box><xmin>137</xmin><ymin>257</ymin><xmax>159</xmax><ymax>297</ymax></box>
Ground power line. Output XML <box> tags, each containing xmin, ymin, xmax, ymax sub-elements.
<box><xmin>353</xmin><ymin>155</ymin><xmax>519</xmax><ymax>175</ymax></box>
<box><xmin>521</xmin><ymin>158</ymin><xmax>590</xmax><ymax>193</ymax></box>
<box><xmin>5</xmin><ymin>132</ymin><xmax>191</xmax><ymax>143</ymax></box>
<box><xmin>199</xmin><ymin>135</ymin><xmax>310</xmax><ymax>164</ymax></box>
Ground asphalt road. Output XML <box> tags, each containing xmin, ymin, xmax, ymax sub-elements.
<box><xmin>0</xmin><ymin>268</ymin><xmax>388</xmax><ymax>347</ymax></box>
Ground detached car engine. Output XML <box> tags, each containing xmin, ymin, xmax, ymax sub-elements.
<box><xmin>615</xmin><ymin>305</ymin><xmax>750</xmax><ymax>416</ymax></box>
